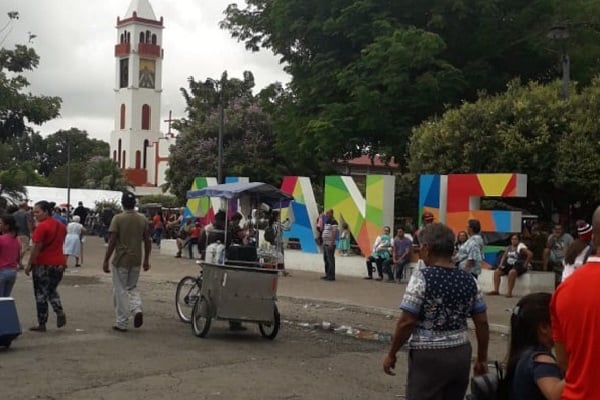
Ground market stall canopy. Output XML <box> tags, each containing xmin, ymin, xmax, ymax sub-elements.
<box><xmin>187</xmin><ymin>182</ymin><xmax>293</xmax><ymax>207</ymax></box>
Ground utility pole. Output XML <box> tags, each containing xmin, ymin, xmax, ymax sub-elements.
<box><xmin>547</xmin><ymin>24</ymin><xmax>570</xmax><ymax>99</ymax></box>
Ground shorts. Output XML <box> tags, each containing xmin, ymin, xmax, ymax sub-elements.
<box><xmin>500</xmin><ymin>261</ymin><xmax>528</xmax><ymax>276</ymax></box>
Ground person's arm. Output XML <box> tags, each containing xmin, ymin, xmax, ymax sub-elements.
<box><xmin>25</xmin><ymin>242</ymin><xmax>42</xmax><ymax>276</ymax></box>
<box><xmin>524</xmin><ymin>248</ymin><xmax>533</xmax><ymax>268</ymax></box>
<box><xmin>392</xmin><ymin>241</ymin><xmax>399</xmax><ymax>264</ymax></box>
<box><xmin>472</xmin><ymin>311</ymin><xmax>489</xmax><ymax>375</ymax></box>
<box><xmin>383</xmin><ymin>311</ymin><xmax>418</xmax><ymax>375</ymax></box>
<box><xmin>498</xmin><ymin>248</ymin><xmax>508</xmax><ymax>269</ymax></box>
<box><xmin>142</xmin><ymin>224</ymin><xmax>151</xmax><ymax>271</ymax></box>
<box><xmin>534</xmin><ymin>354</ymin><xmax>566</xmax><ymax>400</ymax></box>
<box><xmin>554</xmin><ymin>341</ymin><xmax>568</xmax><ymax>372</ymax></box>
<box><xmin>102</xmin><ymin>232</ymin><xmax>117</xmax><ymax>273</ymax></box>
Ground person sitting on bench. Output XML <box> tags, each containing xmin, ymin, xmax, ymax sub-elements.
<box><xmin>488</xmin><ymin>234</ymin><xmax>533</xmax><ymax>298</ymax></box>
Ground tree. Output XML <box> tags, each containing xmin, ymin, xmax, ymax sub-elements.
<box><xmin>166</xmin><ymin>71</ymin><xmax>288</xmax><ymax>202</ymax></box>
<box><xmin>407</xmin><ymin>78</ymin><xmax>600</xmax><ymax>219</ymax></box>
<box><xmin>83</xmin><ymin>156</ymin><xmax>130</xmax><ymax>191</ymax></box>
<box><xmin>0</xmin><ymin>44</ymin><xmax>61</xmax><ymax>142</ymax></box>
<box><xmin>221</xmin><ymin>0</ymin><xmax>600</xmax><ymax>169</ymax></box>
<box><xmin>39</xmin><ymin>128</ymin><xmax>110</xmax><ymax>177</ymax></box>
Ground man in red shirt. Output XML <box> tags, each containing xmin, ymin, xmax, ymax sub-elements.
<box><xmin>551</xmin><ymin>206</ymin><xmax>600</xmax><ymax>399</ymax></box>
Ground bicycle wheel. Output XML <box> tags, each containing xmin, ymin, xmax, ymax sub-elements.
<box><xmin>175</xmin><ymin>276</ymin><xmax>201</xmax><ymax>323</ymax></box>
<box><xmin>191</xmin><ymin>295</ymin><xmax>212</xmax><ymax>338</ymax></box>
<box><xmin>258</xmin><ymin>304</ymin><xmax>280</xmax><ymax>340</ymax></box>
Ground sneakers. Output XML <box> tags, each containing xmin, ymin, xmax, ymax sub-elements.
<box><xmin>133</xmin><ymin>312</ymin><xmax>143</xmax><ymax>328</ymax></box>
<box><xmin>29</xmin><ymin>325</ymin><xmax>46</xmax><ymax>332</ymax></box>
<box><xmin>57</xmin><ymin>313</ymin><xmax>67</xmax><ymax>328</ymax></box>
<box><xmin>112</xmin><ymin>326</ymin><xmax>127</xmax><ymax>332</ymax></box>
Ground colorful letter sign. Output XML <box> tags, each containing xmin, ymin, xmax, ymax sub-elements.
<box><xmin>419</xmin><ymin>173</ymin><xmax>528</xmax><ymax>234</ymax></box>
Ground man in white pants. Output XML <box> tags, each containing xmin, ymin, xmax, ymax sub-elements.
<box><xmin>102</xmin><ymin>191</ymin><xmax>151</xmax><ymax>332</ymax></box>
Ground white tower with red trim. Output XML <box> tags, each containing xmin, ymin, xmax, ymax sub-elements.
<box><xmin>111</xmin><ymin>0</ymin><xmax>172</xmax><ymax>188</ymax></box>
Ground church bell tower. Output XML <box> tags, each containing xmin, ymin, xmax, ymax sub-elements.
<box><xmin>111</xmin><ymin>0</ymin><xmax>165</xmax><ymax>187</ymax></box>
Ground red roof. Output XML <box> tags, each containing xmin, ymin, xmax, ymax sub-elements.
<box><xmin>345</xmin><ymin>155</ymin><xmax>399</xmax><ymax>168</ymax></box>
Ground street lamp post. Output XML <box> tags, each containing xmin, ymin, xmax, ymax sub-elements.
<box><xmin>207</xmin><ymin>75</ymin><xmax>226</xmax><ymax>184</ymax></box>
<box><xmin>66</xmin><ymin>132</ymin><xmax>71</xmax><ymax>222</ymax></box>
<box><xmin>217</xmin><ymin>90</ymin><xmax>224</xmax><ymax>184</ymax></box>
<box><xmin>547</xmin><ymin>24</ymin><xmax>570</xmax><ymax>99</ymax></box>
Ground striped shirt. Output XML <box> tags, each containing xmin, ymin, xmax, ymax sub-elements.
<box><xmin>321</xmin><ymin>217</ymin><xmax>338</xmax><ymax>245</ymax></box>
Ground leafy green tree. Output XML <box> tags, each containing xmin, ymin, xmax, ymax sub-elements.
<box><xmin>166</xmin><ymin>71</ymin><xmax>288</xmax><ymax>202</ymax></box>
<box><xmin>0</xmin><ymin>44</ymin><xmax>61</xmax><ymax>142</ymax></box>
<box><xmin>407</xmin><ymin>78</ymin><xmax>600</xmax><ymax>219</ymax></box>
<box><xmin>83</xmin><ymin>156</ymin><xmax>130</xmax><ymax>191</ymax></box>
<box><xmin>39</xmin><ymin>128</ymin><xmax>110</xmax><ymax>177</ymax></box>
<box><xmin>221</xmin><ymin>0</ymin><xmax>600</xmax><ymax>170</ymax></box>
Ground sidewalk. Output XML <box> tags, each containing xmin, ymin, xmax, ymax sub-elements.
<box><xmin>78</xmin><ymin>237</ymin><xmax>518</xmax><ymax>333</ymax></box>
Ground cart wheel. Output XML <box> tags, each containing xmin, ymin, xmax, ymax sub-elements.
<box><xmin>191</xmin><ymin>295</ymin><xmax>211</xmax><ymax>338</ymax></box>
<box><xmin>259</xmin><ymin>304</ymin><xmax>280</xmax><ymax>340</ymax></box>
<box><xmin>175</xmin><ymin>276</ymin><xmax>201</xmax><ymax>323</ymax></box>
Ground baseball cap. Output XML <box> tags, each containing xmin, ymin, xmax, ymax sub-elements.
<box><xmin>423</xmin><ymin>212</ymin><xmax>434</xmax><ymax>222</ymax></box>
<box><xmin>121</xmin><ymin>191</ymin><xmax>136</xmax><ymax>208</ymax></box>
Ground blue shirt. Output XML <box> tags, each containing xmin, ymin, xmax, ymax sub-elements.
<box><xmin>510</xmin><ymin>346</ymin><xmax>563</xmax><ymax>400</ymax></box>
<box><xmin>400</xmin><ymin>265</ymin><xmax>486</xmax><ymax>350</ymax></box>
<box><xmin>457</xmin><ymin>234</ymin><xmax>484</xmax><ymax>275</ymax></box>
<box><xmin>393</xmin><ymin>236</ymin><xmax>413</xmax><ymax>261</ymax></box>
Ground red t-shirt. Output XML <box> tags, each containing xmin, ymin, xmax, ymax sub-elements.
<box><xmin>0</xmin><ymin>233</ymin><xmax>20</xmax><ymax>269</ymax></box>
<box><xmin>551</xmin><ymin>256</ymin><xmax>600</xmax><ymax>399</ymax></box>
<box><xmin>189</xmin><ymin>226</ymin><xmax>201</xmax><ymax>239</ymax></box>
<box><xmin>32</xmin><ymin>217</ymin><xmax>67</xmax><ymax>266</ymax></box>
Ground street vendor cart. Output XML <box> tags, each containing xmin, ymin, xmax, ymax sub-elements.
<box><xmin>185</xmin><ymin>182</ymin><xmax>293</xmax><ymax>339</ymax></box>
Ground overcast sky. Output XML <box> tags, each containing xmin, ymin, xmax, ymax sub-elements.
<box><xmin>1</xmin><ymin>0</ymin><xmax>289</xmax><ymax>142</ymax></box>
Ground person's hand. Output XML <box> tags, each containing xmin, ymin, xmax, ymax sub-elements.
<box><xmin>143</xmin><ymin>261</ymin><xmax>151</xmax><ymax>271</ymax></box>
<box><xmin>383</xmin><ymin>353</ymin><xmax>397</xmax><ymax>375</ymax></box>
<box><xmin>473</xmin><ymin>360</ymin><xmax>488</xmax><ymax>376</ymax></box>
<box><xmin>24</xmin><ymin>264</ymin><xmax>32</xmax><ymax>276</ymax></box>
<box><xmin>102</xmin><ymin>261</ymin><xmax>110</xmax><ymax>274</ymax></box>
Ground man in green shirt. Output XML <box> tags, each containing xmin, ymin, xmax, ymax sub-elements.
<box><xmin>103</xmin><ymin>191</ymin><xmax>152</xmax><ymax>332</ymax></box>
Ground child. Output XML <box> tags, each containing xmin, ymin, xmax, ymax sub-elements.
<box><xmin>338</xmin><ymin>222</ymin><xmax>350</xmax><ymax>256</ymax></box>
<box><xmin>500</xmin><ymin>292</ymin><xmax>564</xmax><ymax>400</ymax></box>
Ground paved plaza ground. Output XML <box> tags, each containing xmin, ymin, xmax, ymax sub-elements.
<box><xmin>0</xmin><ymin>236</ymin><xmax>521</xmax><ymax>399</ymax></box>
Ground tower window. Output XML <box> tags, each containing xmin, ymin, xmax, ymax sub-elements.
<box><xmin>120</xmin><ymin>104</ymin><xmax>126</xmax><ymax>129</ymax></box>
<box><xmin>119</xmin><ymin>58</ymin><xmax>129</xmax><ymax>88</ymax></box>
<box><xmin>113</xmin><ymin>150</ymin><xmax>117</xmax><ymax>162</ymax></box>
<box><xmin>135</xmin><ymin>151</ymin><xmax>141</xmax><ymax>169</ymax></box>
<box><xmin>126</xmin><ymin>32</ymin><xmax>131</xmax><ymax>43</ymax></box>
<box><xmin>122</xmin><ymin>150</ymin><xmax>127</xmax><ymax>168</ymax></box>
<box><xmin>151</xmin><ymin>34</ymin><xmax>157</xmax><ymax>45</ymax></box>
<box><xmin>120</xmin><ymin>33</ymin><xmax>124</xmax><ymax>43</ymax></box>
<box><xmin>118</xmin><ymin>139</ymin><xmax>122</xmax><ymax>165</ymax></box>
<box><xmin>139</xmin><ymin>32</ymin><xmax>145</xmax><ymax>43</ymax></box>
<box><xmin>146</xmin><ymin>30</ymin><xmax>151</xmax><ymax>43</ymax></box>
<box><xmin>142</xmin><ymin>105</ymin><xmax>151</xmax><ymax>130</ymax></box>
<box><xmin>143</xmin><ymin>139</ymin><xmax>149</xmax><ymax>169</ymax></box>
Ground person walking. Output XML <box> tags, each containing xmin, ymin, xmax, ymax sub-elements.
<box><xmin>25</xmin><ymin>201</ymin><xmax>68</xmax><ymax>332</ymax></box>
<box><xmin>383</xmin><ymin>223</ymin><xmax>489</xmax><ymax>400</ymax></box>
<box><xmin>0</xmin><ymin>214</ymin><xmax>21</xmax><ymax>297</ymax></box>
<box><xmin>102</xmin><ymin>191</ymin><xmax>151</xmax><ymax>332</ymax></box>
<box><xmin>455</xmin><ymin>219</ymin><xmax>484</xmax><ymax>279</ymax></box>
<box><xmin>550</xmin><ymin>206</ymin><xmax>600</xmax><ymax>399</ymax></box>
<box><xmin>63</xmin><ymin>215</ymin><xmax>86</xmax><ymax>267</ymax></box>
<box><xmin>320</xmin><ymin>209</ymin><xmax>338</xmax><ymax>281</ymax></box>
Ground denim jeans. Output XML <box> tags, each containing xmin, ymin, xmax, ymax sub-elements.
<box><xmin>322</xmin><ymin>245</ymin><xmax>336</xmax><ymax>279</ymax></box>
<box><xmin>0</xmin><ymin>268</ymin><xmax>17</xmax><ymax>297</ymax></box>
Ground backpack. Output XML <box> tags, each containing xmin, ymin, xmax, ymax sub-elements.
<box><xmin>468</xmin><ymin>361</ymin><xmax>504</xmax><ymax>400</ymax></box>
<box><xmin>264</xmin><ymin>226</ymin><xmax>276</xmax><ymax>244</ymax></box>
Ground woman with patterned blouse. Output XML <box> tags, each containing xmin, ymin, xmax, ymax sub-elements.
<box><xmin>383</xmin><ymin>222</ymin><xmax>490</xmax><ymax>400</ymax></box>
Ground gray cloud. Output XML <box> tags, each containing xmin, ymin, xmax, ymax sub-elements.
<box><xmin>1</xmin><ymin>0</ymin><xmax>289</xmax><ymax>141</ymax></box>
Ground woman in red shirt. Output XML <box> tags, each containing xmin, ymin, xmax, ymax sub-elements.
<box><xmin>0</xmin><ymin>214</ymin><xmax>21</xmax><ymax>297</ymax></box>
<box><xmin>25</xmin><ymin>201</ymin><xmax>67</xmax><ymax>332</ymax></box>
